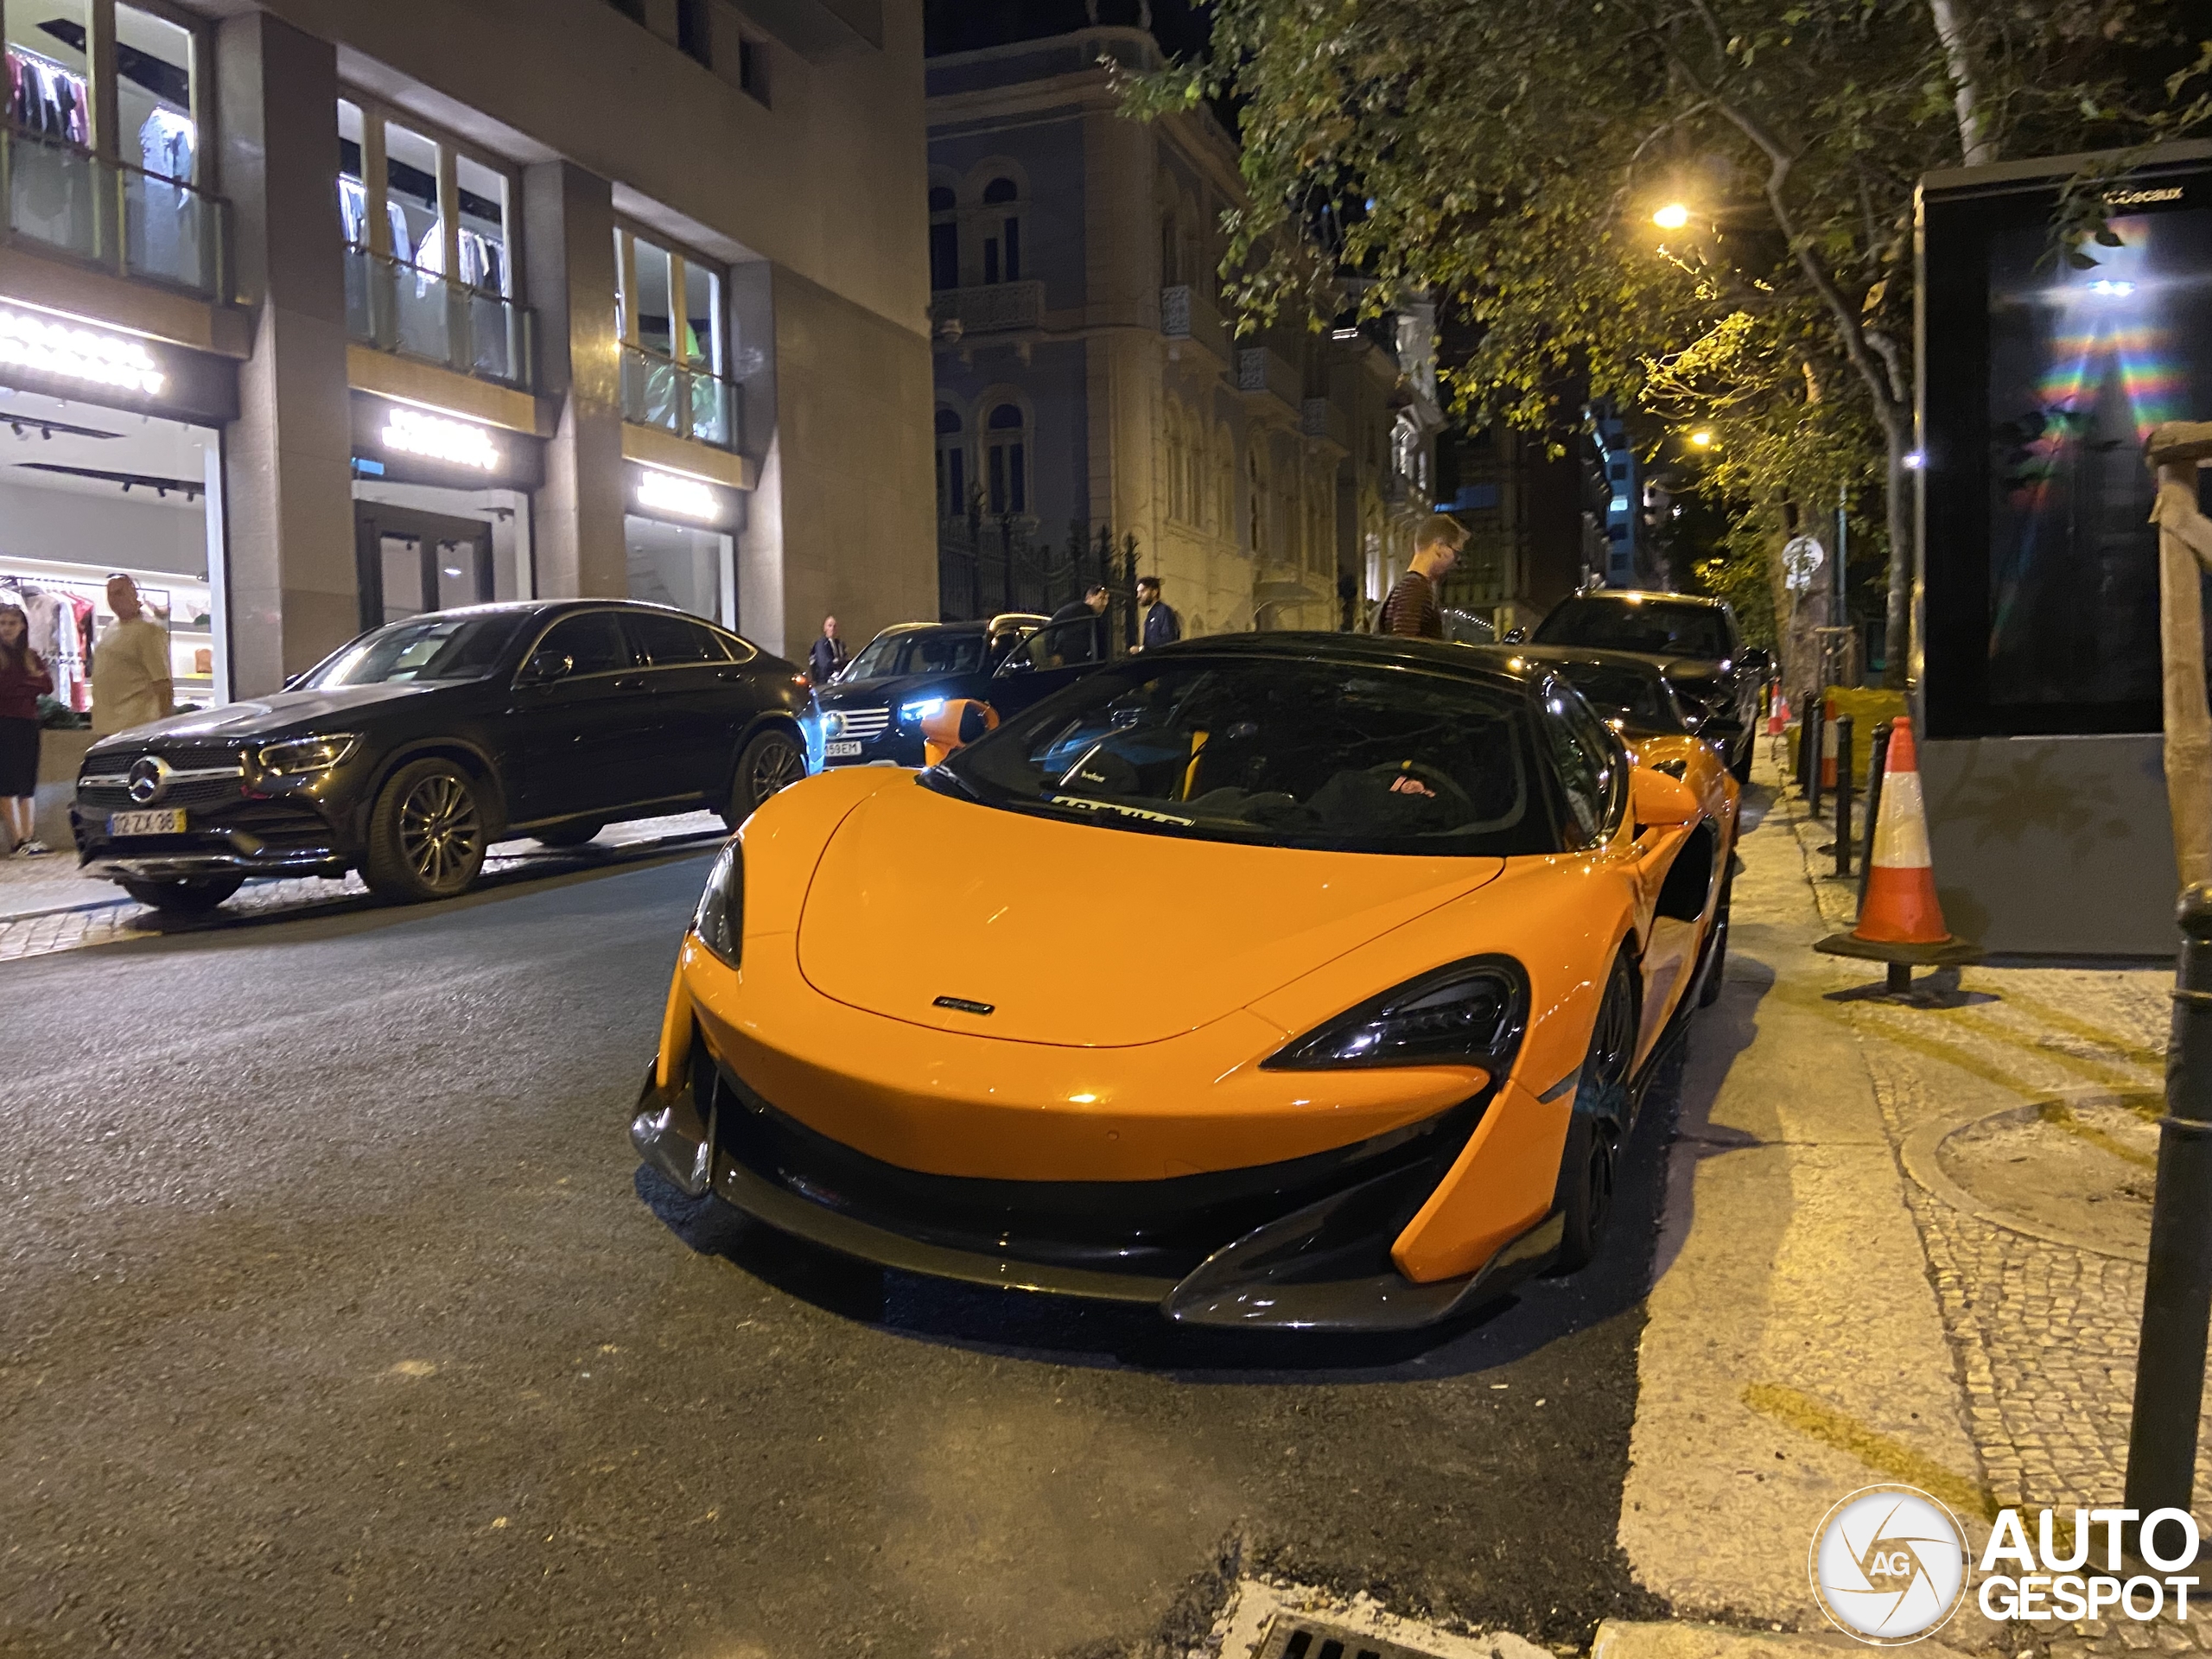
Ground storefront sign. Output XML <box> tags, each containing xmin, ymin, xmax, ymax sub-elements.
<box><xmin>382</xmin><ymin>407</ymin><xmax>500</xmax><ymax>471</ymax></box>
<box><xmin>637</xmin><ymin>468</ymin><xmax>721</xmax><ymax>521</ymax></box>
<box><xmin>0</xmin><ymin>306</ymin><xmax>166</xmax><ymax>396</ymax></box>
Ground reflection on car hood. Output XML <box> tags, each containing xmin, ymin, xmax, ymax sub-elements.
<box><xmin>89</xmin><ymin>681</ymin><xmax>448</xmax><ymax>752</ymax></box>
<box><xmin>796</xmin><ymin>779</ymin><xmax>1505</xmax><ymax>1047</ymax></box>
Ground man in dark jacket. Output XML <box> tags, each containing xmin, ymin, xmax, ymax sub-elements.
<box><xmin>1378</xmin><ymin>513</ymin><xmax>1469</xmax><ymax>639</ymax></box>
<box><xmin>1046</xmin><ymin>585</ymin><xmax>1110</xmax><ymax>662</ymax></box>
<box><xmin>807</xmin><ymin>615</ymin><xmax>849</xmax><ymax>684</ymax></box>
<box><xmin>1135</xmin><ymin>576</ymin><xmax>1180</xmax><ymax>651</ymax></box>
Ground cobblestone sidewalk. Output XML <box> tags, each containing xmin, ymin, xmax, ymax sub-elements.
<box><xmin>1767</xmin><ymin>741</ymin><xmax>2206</xmax><ymax>1659</ymax></box>
<box><xmin>0</xmin><ymin>810</ymin><xmax>728</xmax><ymax>964</ymax></box>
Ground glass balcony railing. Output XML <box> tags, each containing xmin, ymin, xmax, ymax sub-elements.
<box><xmin>343</xmin><ymin>244</ymin><xmax>535</xmax><ymax>391</ymax></box>
<box><xmin>2</xmin><ymin>122</ymin><xmax>227</xmax><ymax>300</ymax></box>
<box><xmin>620</xmin><ymin>343</ymin><xmax>740</xmax><ymax>450</ymax></box>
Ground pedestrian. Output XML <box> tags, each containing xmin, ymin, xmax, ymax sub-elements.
<box><xmin>1047</xmin><ymin>584</ymin><xmax>1111</xmax><ymax>662</ymax></box>
<box><xmin>0</xmin><ymin>602</ymin><xmax>53</xmax><ymax>855</ymax></box>
<box><xmin>92</xmin><ymin>575</ymin><xmax>175</xmax><ymax>737</ymax></box>
<box><xmin>808</xmin><ymin>614</ymin><xmax>849</xmax><ymax>686</ymax></box>
<box><xmin>1135</xmin><ymin>576</ymin><xmax>1180</xmax><ymax>651</ymax></box>
<box><xmin>1377</xmin><ymin>513</ymin><xmax>1470</xmax><ymax>639</ymax></box>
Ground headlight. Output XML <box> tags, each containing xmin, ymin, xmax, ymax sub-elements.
<box><xmin>692</xmin><ymin>841</ymin><xmax>743</xmax><ymax>969</ymax></box>
<box><xmin>257</xmin><ymin>734</ymin><xmax>358</xmax><ymax>775</ymax></box>
<box><xmin>900</xmin><ymin>696</ymin><xmax>946</xmax><ymax>724</ymax></box>
<box><xmin>1264</xmin><ymin>957</ymin><xmax>1528</xmax><ymax>1071</ymax></box>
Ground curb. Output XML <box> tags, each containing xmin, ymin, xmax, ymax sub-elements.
<box><xmin>1897</xmin><ymin>1088</ymin><xmax>2151</xmax><ymax>1263</ymax></box>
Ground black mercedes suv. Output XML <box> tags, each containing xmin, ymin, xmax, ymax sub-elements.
<box><xmin>71</xmin><ymin>600</ymin><xmax>809</xmax><ymax>915</ymax></box>
<box><xmin>810</xmin><ymin>613</ymin><xmax>1046</xmax><ymax>769</ymax></box>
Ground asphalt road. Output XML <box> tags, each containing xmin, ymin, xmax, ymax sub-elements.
<box><xmin>0</xmin><ymin>849</ymin><xmax>1673</xmax><ymax>1658</ymax></box>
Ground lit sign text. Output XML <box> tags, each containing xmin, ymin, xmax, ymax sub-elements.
<box><xmin>0</xmin><ymin>307</ymin><xmax>166</xmax><ymax>397</ymax></box>
<box><xmin>383</xmin><ymin>407</ymin><xmax>500</xmax><ymax>471</ymax></box>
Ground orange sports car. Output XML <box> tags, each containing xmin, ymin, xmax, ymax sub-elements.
<box><xmin>632</xmin><ymin>633</ymin><xmax>1738</xmax><ymax>1331</ymax></box>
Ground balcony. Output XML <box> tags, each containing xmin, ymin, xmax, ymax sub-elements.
<box><xmin>620</xmin><ymin>343</ymin><xmax>741</xmax><ymax>450</ymax></box>
<box><xmin>1236</xmin><ymin>346</ymin><xmax>1302</xmax><ymax>415</ymax></box>
<box><xmin>1300</xmin><ymin>396</ymin><xmax>1350</xmax><ymax>449</ymax></box>
<box><xmin>3</xmin><ymin>122</ymin><xmax>227</xmax><ymax>301</ymax></box>
<box><xmin>1160</xmin><ymin>283</ymin><xmax>1229</xmax><ymax>360</ymax></box>
<box><xmin>930</xmin><ymin>280</ymin><xmax>1043</xmax><ymax>338</ymax></box>
<box><xmin>344</xmin><ymin>245</ymin><xmax>534</xmax><ymax>391</ymax></box>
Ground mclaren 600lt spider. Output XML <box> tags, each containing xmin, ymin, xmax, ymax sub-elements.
<box><xmin>632</xmin><ymin>633</ymin><xmax>1738</xmax><ymax>1332</ymax></box>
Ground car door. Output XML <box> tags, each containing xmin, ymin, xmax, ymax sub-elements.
<box><xmin>620</xmin><ymin>610</ymin><xmax>745</xmax><ymax>802</ymax></box>
<box><xmin>507</xmin><ymin>610</ymin><xmax>656</xmax><ymax>822</ymax></box>
<box><xmin>989</xmin><ymin>613</ymin><xmax>1108</xmax><ymax>717</ymax></box>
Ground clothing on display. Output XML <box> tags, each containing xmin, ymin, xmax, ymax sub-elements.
<box><xmin>6</xmin><ymin>48</ymin><xmax>90</xmax><ymax>144</ymax></box>
<box><xmin>137</xmin><ymin>106</ymin><xmax>199</xmax><ymax>277</ymax></box>
<box><xmin>138</xmin><ymin>106</ymin><xmax>194</xmax><ymax>181</ymax></box>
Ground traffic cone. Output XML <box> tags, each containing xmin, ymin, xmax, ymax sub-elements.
<box><xmin>1819</xmin><ymin>696</ymin><xmax>1839</xmax><ymax>791</ymax></box>
<box><xmin>1814</xmin><ymin>717</ymin><xmax>1980</xmax><ymax>995</ymax></box>
<box><xmin>1765</xmin><ymin>690</ymin><xmax>1790</xmax><ymax>737</ymax></box>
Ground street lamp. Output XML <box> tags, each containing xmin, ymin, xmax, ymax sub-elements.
<box><xmin>1688</xmin><ymin>428</ymin><xmax>1715</xmax><ymax>448</ymax></box>
<box><xmin>1652</xmin><ymin>202</ymin><xmax>1692</xmax><ymax>230</ymax></box>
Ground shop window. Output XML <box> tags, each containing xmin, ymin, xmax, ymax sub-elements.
<box><xmin>981</xmin><ymin>175</ymin><xmax>1020</xmax><ymax>284</ymax></box>
<box><xmin>6</xmin><ymin>1</ymin><xmax>92</xmax><ymax>145</ymax></box>
<box><xmin>928</xmin><ymin>185</ymin><xmax>958</xmax><ymax>291</ymax></box>
<box><xmin>615</xmin><ymin>225</ymin><xmax>733</xmax><ymax>447</ymax></box>
<box><xmin>984</xmin><ymin>402</ymin><xmax>1027</xmax><ymax>517</ymax></box>
<box><xmin>625</xmin><ymin>518</ymin><xmax>734</xmax><ymax>626</ymax></box>
<box><xmin>935</xmin><ymin>407</ymin><xmax>966</xmax><ymax>518</ymax></box>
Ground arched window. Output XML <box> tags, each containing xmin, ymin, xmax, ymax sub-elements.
<box><xmin>1248</xmin><ymin>448</ymin><xmax>1266</xmax><ymax>556</ymax></box>
<box><xmin>929</xmin><ymin>183</ymin><xmax>959</xmax><ymax>291</ymax></box>
<box><xmin>1165</xmin><ymin>401</ymin><xmax>1186</xmax><ymax>523</ymax></box>
<box><xmin>935</xmin><ymin>406</ymin><xmax>966</xmax><ymax>517</ymax></box>
<box><xmin>985</xmin><ymin>401</ymin><xmax>1028</xmax><ymax>516</ymax></box>
<box><xmin>981</xmin><ymin>175</ymin><xmax>1021</xmax><ymax>284</ymax></box>
<box><xmin>1215</xmin><ymin>424</ymin><xmax>1233</xmax><ymax>537</ymax></box>
<box><xmin>1187</xmin><ymin>423</ymin><xmax>1207</xmax><ymax>531</ymax></box>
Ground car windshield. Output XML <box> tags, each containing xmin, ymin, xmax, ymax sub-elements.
<box><xmin>1535</xmin><ymin>597</ymin><xmax>1732</xmax><ymax>660</ymax></box>
<box><xmin>844</xmin><ymin>630</ymin><xmax>986</xmax><ymax>682</ymax></box>
<box><xmin>299</xmin><ymin>613</ymin><xmax>526</xmax><ymax>688</ymax></box>
<box><xmin>1549</xmin><ymin>661</ymin><xmax>1688</xmax><ymax>734</ymax></box>
<box><xmin>937</xmin><ymin>656</ymin><xmax>1554</xmax><ymax>856</ymax></box>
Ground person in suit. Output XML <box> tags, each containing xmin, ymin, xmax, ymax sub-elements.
<box><xmin>808</xmin><ymin>615</ymin><xmax>849</xmax><ymax>684</ymax></box>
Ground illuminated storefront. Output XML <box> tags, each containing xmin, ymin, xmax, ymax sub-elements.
<box><xmin>626</xmin><ymin>463</ymin><xmax>741</xmax><ymax>627</ymax></box>
<box><xmin>347</xmin><ymin>393</ymin><xmax>537</xmax><ymax>630</ymax></box>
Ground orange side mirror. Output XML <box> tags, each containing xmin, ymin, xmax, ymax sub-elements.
<box><xmin>922</xmin><ymin>699</ymin><xmax>998</xmax><ymax>766</ymax></box>
<box><xmin>1630</xmin><ymin>766</ymin><xmax>1700</xmax><ymax>829</ymax></box>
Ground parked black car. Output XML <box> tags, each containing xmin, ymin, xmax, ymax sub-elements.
<box><xmin>71</xmin><ymin>601</ymin><xmax>810</xmax><ymax>915</ymax></box>
<box><xmin>1510</xmin><ymin>646</ymin><xmax>1707</xmax><ymax>744</ymax></box>
<box><xmin>809</xmin><ymin>611</ymin><xmax>1071</xmax><ymax>769</ymax></box>
<box><xmin>1529</xmin><ymin>590</ymin><xmax>1767</xmax><ymax>781</ymax></box>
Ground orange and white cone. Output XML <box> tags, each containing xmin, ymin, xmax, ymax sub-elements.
<box><xmin>1815</xmin><ymin>717</ymin><xmax>1979</xmax><ymax>988</ymax></box>
<box><xmin>1818</xmin><ymin>696</ymin><xmax>1839</xmax><ymax>791</ymax></box>
<box><xmin>1765</xmin><ymin>690</ymin><xmax>1790</xmax><ymax>737</ymax></box>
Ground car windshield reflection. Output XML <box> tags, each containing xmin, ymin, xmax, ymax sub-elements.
<box><xmin>299</xmin><ymin>613</ymin><xmax>529</xmax><ymax>689</ymax></box>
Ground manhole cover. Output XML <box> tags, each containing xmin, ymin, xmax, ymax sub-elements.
<box><xmin>1257</xmin><ymin>1614</ymin><xmax>1447</xmax><ymax>1659</ymax></box>
<box><xmin>1936</xmin><ymin>1095</ymin><xmax>2159</xmax><ymax>1256</ymax></box>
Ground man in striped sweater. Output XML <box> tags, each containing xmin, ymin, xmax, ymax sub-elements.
<box><xmin>1378</xmin><ymin>513</ymin><xmax>1470</xmax><ymax>639</ymax></box>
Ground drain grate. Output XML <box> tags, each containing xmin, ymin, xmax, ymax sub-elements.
<box><xmin>1256</xmin><ymin>1613</ymin><xmax>1448</xmax><ymax>1659</ymax></box>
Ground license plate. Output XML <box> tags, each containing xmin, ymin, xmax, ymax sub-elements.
<box><xmin>110</xmin><ymin>809</ymin><xmax>187</xmax><ymax>836</ymax></box>
<box><xmin>823</xmin><ymin>740</ymin><xmax>863</xmax><ymax>759</ymax></box>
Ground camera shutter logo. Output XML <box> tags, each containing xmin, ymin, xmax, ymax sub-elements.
<box><xmin>1810</xmin><ymin>1484</ymin><xmax>1971</xmax><ymax>1644</ymax></box>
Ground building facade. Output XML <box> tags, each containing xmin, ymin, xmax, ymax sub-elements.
<box><xmin>0</xmin><ymin>0</ymin><xmax>934</xmax><ymax>724</ymax></box>
<box><xmin>923</xmin><ymin>19</ymin><xmax>1439</xmax><ymax>638</ymax></box>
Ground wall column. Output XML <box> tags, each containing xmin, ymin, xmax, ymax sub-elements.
<box><xmin>523</xmin><ymin>161</ymin><xmax>627</xmax><ymax>600</ymax></box>
<box><xmin>216</xmin><ymin>11</ymin><xmax>356</xmax><ymax>692</ymax></box>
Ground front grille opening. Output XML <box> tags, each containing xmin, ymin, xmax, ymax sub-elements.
<box><xmin>1262</xmin><ymin>1615</ymin><xmax>1446</xmax><ymax>1659</ymax></box>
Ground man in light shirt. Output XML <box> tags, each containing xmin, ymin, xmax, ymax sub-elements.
<box><xmin>92</xmin><ymin>575</ymin><xmax>173</xmax><ymax>736</ymax></box>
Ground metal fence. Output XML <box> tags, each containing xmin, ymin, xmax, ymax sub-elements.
<box><xmin>3</xmin><ymin>121</ymin><xmax>228</xmax><ymax>301</ymax></box>
<box><xmin>938</xmin><ymin>514</ymin><xmax>1141</xmax><ymax>650</ymax></box>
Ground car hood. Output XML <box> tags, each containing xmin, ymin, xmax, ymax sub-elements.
<box><xmin>795</xmin><ymin>779</ymin><xmax>1505</xmax><ymax>1047</ymax></box>
<box><xmin>90</xmin><ymin>681</ymin><xmax>449</xmax><ymax>752</ymax></box>
<box><xmin>817</xmin><ymin>671</ymin><xmax>982</xmax><ymax>708</ymax></box>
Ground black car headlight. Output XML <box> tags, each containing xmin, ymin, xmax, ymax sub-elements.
<box><xmin>257</xmin><ymin>734</ymin><xmax>358</xmax><ymax>776</ymax></box>
<box><xmin>1264</xmin><ymin>957</ymin><xmax>1528</xmax><ymax>1072</ymax></box>
<box><xmin>692</xmin><ymin>841</ymin><xmax>744</xmax><ymax>969</ymax></box>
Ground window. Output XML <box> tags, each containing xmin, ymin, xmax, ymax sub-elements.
<box><xmin>615</xmin><ymin>224</ymin><xmax>732</xmax><ymax>445</ymax></box>
<box><xmin>337</xmin><ymin>95</ymin><xmax>514</xmax><ymax>296</ymax></box>
<box><xmin>1165</xmin><ymin>402</ymin><xmax>1186</xmax><ymax>523</ymax></box>
<box><xmin>985</xmin><ymin>402</ymin><xmax>1027</xmax><ymax>516</ymax></box>
<box><xmin>736</xmin><ymin>35</ymin><xmax>766</xmax><ymax>102</ymax></box>
<box><xmin>532</xmin><ymin>612</ymin><xmax>633</xmax><ymax>677</ymax></box>
<box><xmin>675</xmin><ymin>0</ymin><xmax>710</xmax><ymax>67</ymax></box>
<box><xmin>928</xmin><ymin>184</ymin><xmax>959</xmax><ymax>291</ymax></box>
<box><xmin>935</xmin><ymin>407</ymin><xmax>967</xmax><ymax>518</ymax></box>
<box><xmin>624</xmin><ymin>610</ymin><xmax>728</xmax><ymax>665</ymax></box>
<box><xmin>981</xmin><ymin>175</ymin><xmax>1021</xmax><ymax>284</ymax></box>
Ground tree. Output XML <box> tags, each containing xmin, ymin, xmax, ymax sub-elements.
<box><xmin>1124</xmin><ymin>0</ymin><xmax>2206</xmax><ymax>685</ymax></box>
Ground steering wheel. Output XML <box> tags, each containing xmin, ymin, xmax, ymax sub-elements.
<box><xmin>1366</xmin><ymin>760</ymin><xmax>1474</xmax><ymax>811</ymax></box>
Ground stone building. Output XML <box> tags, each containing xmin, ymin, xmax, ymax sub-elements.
<box><xmin>0</xmin><ymin>0</ymin><xmax>934</xmax><ymax>714</ymax></box>
<box><xmin>923</xmin><ymin>7</ymin><xmax>1440</xmax><ymax>636</ymax></box>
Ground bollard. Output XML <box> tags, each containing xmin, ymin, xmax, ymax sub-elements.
<box><xmin>2122</xmin><ymin>884</ymin><xmax>2212</xmax><ymax>1555</ymax></box>
<box><xmin>1806</xmin><ymin>699</ymin><xmax>1827</xmax><ymax>819</ymax></box>
<box><xmin>1834</xmin><ymin>715</ymin><xmax>1854</xmax><ymax>878</ymax></box>
<box><xmin>1857</xmin><ymin>720</ymin><xmax>1892</xmax><ymax>917</ymax></box>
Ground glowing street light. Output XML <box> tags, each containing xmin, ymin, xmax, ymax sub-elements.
<box><xmin>1652</xmin><ymin>202</ymin><xmax>1692</xmax><ymax>231</ymax></box>
<box><xmin>1688</xmin><ymin>428</ymin><xmax>1715</xmax><ymax>448</ymax></box>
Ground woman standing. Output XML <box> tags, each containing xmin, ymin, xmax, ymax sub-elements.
<box><xmin>0</xmin><ymin>603</ymin><xmax>53</xmax><ymax>855</ymax></box>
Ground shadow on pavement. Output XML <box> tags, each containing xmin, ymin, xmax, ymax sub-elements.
<box><xmin>636</xmin><ymin>1033</ymin><xmax>1701</xmax><ymax>1384</ymax></box>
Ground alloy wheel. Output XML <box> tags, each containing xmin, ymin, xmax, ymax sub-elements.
<box><xmin>397</xmin><ymin>773</ymin><xmax>482</xmax><ymax>890</ymax></box>
<box><xmin>748</xmin><ymin>738</ymin><xmax>805</xmax><ymax>804</ymax></box>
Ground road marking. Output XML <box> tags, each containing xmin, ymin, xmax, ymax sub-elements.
<box><xmin>1740</xmin><ymin>1382</ymin><xmax>1993</xmax><ymax>1520</ymax></box>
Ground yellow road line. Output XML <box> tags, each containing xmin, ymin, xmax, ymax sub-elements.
<box><xmin>1743</xmin><ymin>1382</ymin><xmax>1998</xmax><ymax>1521</ymax></box>
<box><xmin>2037</xmin><ymin>1101</ymin><xmax>2158</xmax><ymax>1169</ymax></box>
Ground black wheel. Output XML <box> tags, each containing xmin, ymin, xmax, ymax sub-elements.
<box><xmin>363</xmin><ymin>759</ymin><xmax>486</xmax><ymax>902</ymax></box>
<box><xmin>724</xmin><ymin>728</ymin><xmax>806</xmax><ymax>827</ymax></box>
<box><xmin>1697</xmin><ymin>857</ymin><xmax>1734</xmax><ymax>1007</ymax></box>
<box><xmin>119</xmin><ymin>874</ymin><xmax>243</xmax><ymax>916</ymax></box>
<box><xmin>533</xmin><ymin>821</ymin><xmax>603</xmax><ymax>849</ymax></box>
<box><xmin>1554</xmin><ymin>952</ymin><xmax>1637</xmax><ymax>1271</ymax></box>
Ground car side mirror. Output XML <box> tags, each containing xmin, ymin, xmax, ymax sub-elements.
<box><xmin>520</xmin><ymin>648</ymin><xmax>574</xmax><ymax>686</ymax></box>
<box><xmin>1503</xmin><ymin>626</ymin><xmax>1527</xmax><ymax>644</ymax></box>
<box><xmin>1630</xmin><ymin>766</ymin><xmax>1700</xmax><ymax>830</ymax></box>
<box><xmin>1738</xmin><ymin>646</ymin><xmax>1770</xmax><ymax>674</ymax></box>
<box><xmin>921</xmin><ymin>699</ymin><xmax>998</xmax><ymax>766</ymax></box>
